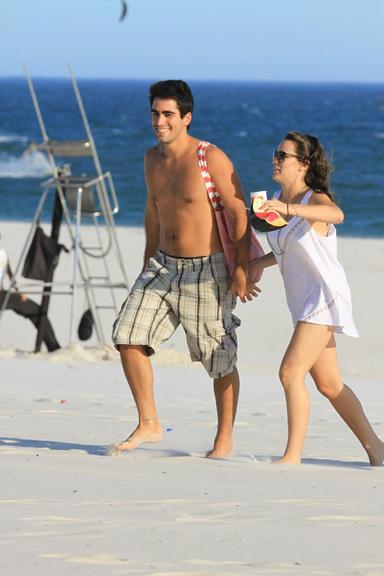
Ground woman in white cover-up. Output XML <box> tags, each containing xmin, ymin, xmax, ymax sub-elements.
<box><xmin>254</xmin><ymin>131</ymin><xmax>384</xmax><ymax>465</ymax></box>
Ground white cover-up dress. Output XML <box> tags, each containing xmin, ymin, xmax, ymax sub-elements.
<box><xmin>266</xmin><ymin>190</ymin><xmax>358</xmax><ymax>337</ymax></box>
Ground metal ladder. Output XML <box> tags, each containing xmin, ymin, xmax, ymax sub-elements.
<box><xmin>0</xmin><ymin>65</ymin><xmax>130</xmax><ymax>350</ymax></box>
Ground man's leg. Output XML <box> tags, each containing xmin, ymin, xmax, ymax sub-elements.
<box><xmin>112</xmin><ymin>344</ymin><xmax>163</xmax><ymax>451</ymax></box>
<box><xmin>182</xmin><ymin>253</ymin><xmax>240</xmax><ymax>459</ymax></box>
<box><xmin>207</xmin><ymin>368</ymin><xmax>239</xmax><ymax>458</ymax></box>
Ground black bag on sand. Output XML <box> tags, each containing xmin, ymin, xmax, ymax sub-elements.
<box><xmin>22</xmin><ymin>226</ymin><xmax>68</xmax><ymax>281</ymax></box>
<box><xmin>78</xmin><ymin>309</ymin><xmax>94</xmax><ymax>341</ymax></box>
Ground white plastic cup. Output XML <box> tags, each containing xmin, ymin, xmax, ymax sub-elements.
<box><xmin>250</xmin><ymin>191</ymin><xmax>267</xmax><ymax>212</ymax></box>
<box><xmin>250</xmin><ymin>190</ymin><xmax>267</xmax><ymax>203</ymax></box>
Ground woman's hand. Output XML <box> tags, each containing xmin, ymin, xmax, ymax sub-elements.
<box><xmin>260</xmin><ymin>198</ymin><xmax>289</xmax><ymax>216</ymax></box>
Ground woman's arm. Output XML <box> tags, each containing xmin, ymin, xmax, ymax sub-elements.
<box><xmin>262</xmin><ymin>192</ymin><xmax>344</xmax><ymax>225</ymax></box>
<box><xmin>254</xmin><ymin>250</ymin><xmax>276</xmax><ymax>274</ymax></box>
<box><xmin>258</xmin><ymin>251</ymin><xmax>277</xmax><ymax>268</ymax></box>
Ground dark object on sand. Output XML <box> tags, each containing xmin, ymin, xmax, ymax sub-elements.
<box><xmin>78</xmin><ymin>309</ymin><xmax>94</xmax><ymax>341</ymax></box>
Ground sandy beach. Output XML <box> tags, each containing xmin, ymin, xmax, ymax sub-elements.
<box><xmin>1</xmin><ymin>221</ymin><xmax>384</xmax><ymax>575</ymax></box>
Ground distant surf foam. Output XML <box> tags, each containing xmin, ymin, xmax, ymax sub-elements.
<box><xmin>0</xmin><ymin>151</ymin><xmax>51</xmax><ymax>178</ymax></box>
<box><xmin>0</xmin><ymin>133</ymin><xmax>29</xmax><ymax>145</ymax></box>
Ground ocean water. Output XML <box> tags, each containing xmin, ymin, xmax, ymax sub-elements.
<box><xmin>0</xmin><ymin>78</ymin><xmax>383</xmax><ymax>236</ymax></box>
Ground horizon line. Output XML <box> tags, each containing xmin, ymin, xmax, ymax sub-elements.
<box><xmin>0</xmin><ymin>75</ymin><xmax>384</xmax><ymax>86</ymax></box>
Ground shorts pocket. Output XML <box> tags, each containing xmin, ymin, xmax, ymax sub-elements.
<box><xmin>205</xmin><ymin>320</ymin><xmax>227</xmax><ymax>344</ymax></box>
<box><xmin>204</xmin><ymin>316</ymin><xmax>240</xmax><ymax>348</ymax></box>
<box><xmin>201</xmin><ymin>318</ymin><xmax>240</xmax><ymax>377</ymax></box>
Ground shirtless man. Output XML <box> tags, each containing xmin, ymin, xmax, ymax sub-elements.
<box><xmin>111</xmin><ymin>80</ymin><xmax>259</xmax><ymax>457</ymax></box>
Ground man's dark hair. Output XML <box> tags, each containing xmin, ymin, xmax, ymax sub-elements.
<box><xmin>149</xmin><ymin>80</ymin><xmax>194</xmax><ymax>118</ymax></box>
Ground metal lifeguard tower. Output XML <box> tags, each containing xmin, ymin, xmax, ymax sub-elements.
<box><xmin>0</xmin><ymin>65</ymin><xmax>130</xmax><ymax>350</ymax></box>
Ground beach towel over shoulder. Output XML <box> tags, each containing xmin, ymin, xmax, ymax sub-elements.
<box><xmin>197</xmin><ymin>140</ymin><xmax>264</xmax><ymax>282</ymax></box>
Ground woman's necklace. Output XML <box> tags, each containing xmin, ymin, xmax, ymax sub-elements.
<box><xmin>283</xmin><ymin>187</ymin><xmax>310</xmax><ymax>208</ymax></box>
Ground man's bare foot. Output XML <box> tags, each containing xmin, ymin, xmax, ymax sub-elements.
<box><xmin>107</xmin><ymin>418</ymin><xmax>163</xmax><ymax>455</ymax></box>
<box><xmin>367</xmin><ymin>441</ymin><xmax>384</xmax><ymax>466</ymax></box>
<box><xmin>273</xmin><ymin>455</ymin><xmax>301</xmax><ymax>464</ymax></box>
<box><xmin>206</xmin><ymin>436</ymin><xmax>233</xmax><ymax>459</ymax></box>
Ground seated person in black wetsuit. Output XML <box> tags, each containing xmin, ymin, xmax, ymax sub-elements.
<box><xmin>0</xmin><ymin>242</ymin><xmax>60</xmax><ymax>352</ymax></box>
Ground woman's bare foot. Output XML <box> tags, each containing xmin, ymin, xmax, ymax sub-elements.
<box><xmin>367</xmin><ymin>441</ymin><xmax>384</xmax><ymax>466</ymax></box>
<box><xmin>108</xmin><ymin>418</ymin><xmax>163</xmax><ymax>455</ymax></box>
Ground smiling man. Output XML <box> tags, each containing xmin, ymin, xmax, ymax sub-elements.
<box><xmin>111</xmin><ymin>80</ymin><xmax>258</xmax><ymax>458</ymax></box>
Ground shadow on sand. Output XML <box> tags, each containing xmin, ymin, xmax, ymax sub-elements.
<box><xmin>300</xmin><ymin>457</ymin><xmax>375</xmax><ymax>469</ymax></box>
<box><xmin>0</xmin><ymin>436</ymin><xmax>107</xmax><ymax>456</ymax></box>
<box><xmin>1</xmin><ymin>438</ymin><xmax>377</xmax><ymax>468</ymax></box>
<box><xmin>0</xmin><ymin>436</ymin><xmax>193</xmax><ymax>458</ymax></box>
<box><xmin>232</xmin><ymin>453</ymin><xmax>376</xmax><ymax>470</ymax></box>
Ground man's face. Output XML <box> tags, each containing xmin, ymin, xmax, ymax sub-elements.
<box><xmin>151</xmin><ymin>98</ymin><xmax>191</xmax><ymax>143</ymax></box>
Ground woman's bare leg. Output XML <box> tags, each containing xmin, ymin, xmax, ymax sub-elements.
<box><xmin>310</xmin><ymin>338</ymin><xmax>384</xmax><ymax>466</ymax></box>
<box><xmin>275</xmin><ymin>322</ymin><xmax>335</xmax><ymax>464</ymax></box>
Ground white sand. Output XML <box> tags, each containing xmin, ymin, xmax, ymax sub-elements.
<box><xmin>1</xmin><ymin>221</ymin><xmax>383</xmax><ymax>575</ymax></box>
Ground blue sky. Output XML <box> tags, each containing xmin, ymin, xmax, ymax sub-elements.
<box><xmin>1</xmin><ymin>0</ymin><xmax>383</xmax><ymax>82</ymax></box>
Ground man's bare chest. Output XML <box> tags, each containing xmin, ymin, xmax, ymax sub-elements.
<box><xmin>150</xmin><ymin>162</ymin><xmax>205</xmax><ymax>202</ymax></box>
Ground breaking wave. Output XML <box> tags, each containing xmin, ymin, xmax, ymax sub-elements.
<box><xmin>0</xmin><ymin>151</ymin><xmax>51</xmax><ymax>178</ymax></box>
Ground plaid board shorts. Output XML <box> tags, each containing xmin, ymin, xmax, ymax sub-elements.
<box><xmin>112</xmin><ymin>251</ymin><xmax>241</xmax><ymax>378</ymax></box>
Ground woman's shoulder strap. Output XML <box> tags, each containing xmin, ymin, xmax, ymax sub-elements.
<box><xmin>302</xmin><ymin>189</ymin><xmax>313</xmax><ymax>204</ymax></box>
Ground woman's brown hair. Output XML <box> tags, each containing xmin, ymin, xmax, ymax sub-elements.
<box><xmin>284</xmin><ymin>131</ymin><xmax>335</xmax><ymax>200</ymax></box>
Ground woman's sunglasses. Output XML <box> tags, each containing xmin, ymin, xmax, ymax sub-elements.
<box><xmin>273</xmin><ymin>150</ymin><xmax>306</xmax><ymax>163</ymax></box>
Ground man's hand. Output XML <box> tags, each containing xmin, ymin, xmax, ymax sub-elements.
<box><xmin>230</xmin><ymin>267</ymin><xmax>261</xmax><ymax>303</ymax></box>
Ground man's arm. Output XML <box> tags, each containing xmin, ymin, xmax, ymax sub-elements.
<box><xmin>143</xmin><ymin>154</ymin><xmax>160</xmax><ymax>270</ymax></box>
<box><xmin>6</xmin><ymin>260</ymin><xmax>12</xmax><ymax>281</ymax></box>
<box><xmin>6</xmin><ymin>259</ymin><xmax>17</xmax><ymax>290</ymax></box>
<box><xmin>5</xmin><ymin>257</ymin><xmax>28</xmax><ymax>301</ymax></box>
<box><xmin>206</xmin><ymin>146</ymin><xmax>258</xmax><ymax>302</ymax></box>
